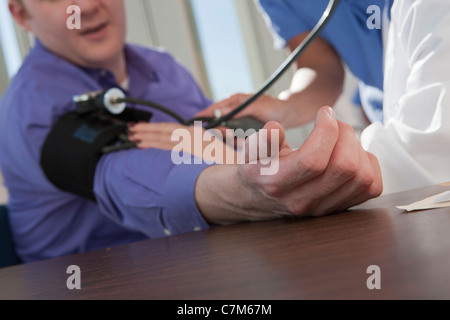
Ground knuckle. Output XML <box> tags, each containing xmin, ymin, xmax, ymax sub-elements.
<box><xmin>338</xmin><ymin>121</ymin><xmax>357</xmax><ymax>138</ymax></box>
<box><xmin>357</xmin><ymin>174</ymin><xmax>375</xmax><ymax>192</ymax></box>
<box><xmin>232</xmin><ymin>93</ymin><xmax>244</xmax><ymax>101</ymax></box>
<box><xmin>309</xmin><ymin>207</ymin><xmax>331</xmax><ymax>217</ymax></box>
<box><xmin>356</xmin><ymin>175</ymin><xmax>382</xmax><ymax>200</ymax></box>
<box><xmin>340</xmin><ymin>121</ymin><xmax>355</xmax><ymax>133</ymax></box>
<box><xmin>298</xmin><ymin>156</ymin><xmax>327</xmax><ymax>177</ymax></box>
<box><xmin>237</xmin><ymin>93</ymin><xmax>249</xmax><ymax>103</ymax></box>
<box><xmin>333</xmin><ymin>157</ymin><xmax>359</xmax><ymax>180</ymax></box>
<box><xmin>261</xmin><ymin>182</ymin><xmax>283</xmax><ymax>198</ymax></box>
<box><xmin>369</xmin><ymin>180</ymin><xmax>383</xmax><ymax>198</ymax></box>
<box><xmin>359</xmin><ymin>168</ymin><xmax>376</xmax><ymax>188</ymax></box>
<box><xmin>286</xmin><ymin>200</ymin><xmax>310</xmax><ymax>215</ymax></box>
<box><xmin>366</xmin><ymin>153</ymin><xmax>383</xmax><ymax>197</ymax></box>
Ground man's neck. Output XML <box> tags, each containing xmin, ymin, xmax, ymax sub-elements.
<box><xmin>105</xmin><ymin>51</ymin><xmax>128</xmax><ymax>84</ymax></box>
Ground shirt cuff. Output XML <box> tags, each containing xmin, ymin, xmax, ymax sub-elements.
<box><xmin>162</xmin><ymin>162</ymin><xmax>212</xmax><ymax>235</ymax></box>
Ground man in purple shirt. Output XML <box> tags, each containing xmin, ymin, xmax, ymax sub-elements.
<box><xmin>0</xmin><ymin>0</ymin><xmax>382</xmax><ymax>263</ymax></box>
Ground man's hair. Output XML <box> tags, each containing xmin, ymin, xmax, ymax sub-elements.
<box><xmin>12</xmin><ymin>0</ymin><xmax>30</xmax><ymax>18</ymax></box>
<box><xmin>13</xmin><ymin>0</ymin><xmax>24</xmax><ymax>7</ymax></box>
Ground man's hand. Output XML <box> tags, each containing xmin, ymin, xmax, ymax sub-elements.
<box><xmin>195</xmin><ymin>106</ymin><xmax>383</xmax><ymax>225</ymax></box>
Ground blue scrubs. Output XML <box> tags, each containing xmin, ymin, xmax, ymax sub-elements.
<box><xmin>256</xmin><ymin>0</ymin><xmax>394</xmax><ymax>123</ymax></box>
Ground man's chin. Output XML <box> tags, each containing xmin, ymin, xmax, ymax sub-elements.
<box><xmin>75</xmin><ymin>48</ymin><xmax>124</xmax><ymax>69</ymax></box>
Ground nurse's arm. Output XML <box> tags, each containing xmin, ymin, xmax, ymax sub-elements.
<box><xmin>196</xmin><ymin>32</ymin><xmax>345</xmax><ymax>129</ymax></box>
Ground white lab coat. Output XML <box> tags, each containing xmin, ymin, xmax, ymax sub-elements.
<box><xmin>361</xmin><ymin>0</ymin><xmax>450</xmax><ymax>194</ymax></box>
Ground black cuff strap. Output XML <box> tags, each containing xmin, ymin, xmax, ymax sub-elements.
<box><xmin>40</xmin><ymin>108</ymin><xmax>152</xmax><ymax>202</ymax></box>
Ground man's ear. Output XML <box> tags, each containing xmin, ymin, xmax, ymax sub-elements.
<box><xmin>8</xmin><ymin>0</ymin><xmax>32</xmax><ymax>32</ymax></box>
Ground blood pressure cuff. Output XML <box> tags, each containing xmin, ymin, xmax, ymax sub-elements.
<box><xmin>40</xmin><ymin>109</ymin><xmax>152</xmax><ymax>202</ymax></box>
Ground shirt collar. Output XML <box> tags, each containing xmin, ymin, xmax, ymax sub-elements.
<box><xmin>124</xmin><ymin>44</ymin><xmax>160</xmax><ymax>98</ymax></box>
<box><xmin>79</xmin><ymin>67</ymin><xmax>118</xmax><ymax>91</ymax></box>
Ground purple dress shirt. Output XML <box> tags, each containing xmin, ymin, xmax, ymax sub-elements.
<box><xmin>0</xmin><ymin>40</ymin><xmax>212</xmax><ymax>263</ymax></box>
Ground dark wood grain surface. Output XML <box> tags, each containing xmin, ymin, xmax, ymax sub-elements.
<box><xmin>1</xmin><ymin>184</ymin><xmax>450</xmax><ymax>300</ymax></box>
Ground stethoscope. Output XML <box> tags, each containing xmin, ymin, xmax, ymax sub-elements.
<box><xmin>74</xmin><ymin>0</ymin><xmax>340</xmax><ymax>131</ymax></box>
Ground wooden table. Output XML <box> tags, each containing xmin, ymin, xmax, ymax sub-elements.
<box><xmin>1</xmin><ymin>184</ymin><xmax>450</xmax><ymax>300</ymax></box>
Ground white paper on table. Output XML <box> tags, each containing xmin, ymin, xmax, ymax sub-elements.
<box><xmin>397</xmin><ymin>191</ymin><xmax>450</xmax><ymax>212</ymax></box>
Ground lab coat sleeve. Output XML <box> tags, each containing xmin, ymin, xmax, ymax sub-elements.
<box><xmin>361</xmin><ymin>0</ymin><xmax>450</xmax><ymax>194</ymax></box>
